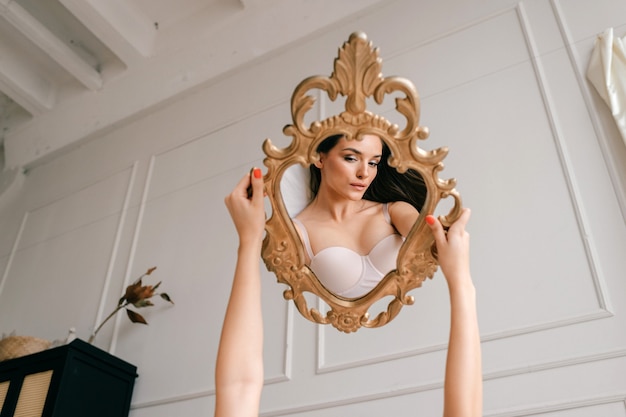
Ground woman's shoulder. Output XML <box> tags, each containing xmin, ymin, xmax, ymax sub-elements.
<box><xmin>388</xmin><ymin>201</ymin><xmax>419</xmax><ymax>218</ymax></box>
<box><xmin>294</xmin><ymin>205</ymin><xmax>327</xmax><ymax>226</ymax></box>
<box><xmin>387</xmin><ymin>201</ymin><xmax>419</xmax><ymax>237</ymax></box>
<box><xmin>388</xmin><ymin>201</ymin><xmax>414</xmax><ymax>211</ymax></box>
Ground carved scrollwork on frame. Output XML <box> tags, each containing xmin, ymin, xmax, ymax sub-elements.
<box><xmin>261</xmin><ymin>32</ymin><xmax>462</xmax><ymax>333</ymax></box>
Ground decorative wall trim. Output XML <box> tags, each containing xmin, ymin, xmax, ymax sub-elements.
<box><xmin>110</xmin><ymin>156</ymin><xmax>155</xmax><ymax>355</ymax></box>
<box><xmin>281</xmin><ymin>298</ymin><xmax>295</xmax><ymax>381</ymax></box>
<box><xmin>259</xmin><ymin>381</ymin><xmax>444</xmax><ymax>417</ymax></box>
<box><xmin>383</xmin><ymin>6</ymin><xmax>517</xmax><ymax>64</ymax></box>
<box><xmin>0</xmin><ymin>167</ymin><xmax>24</xmax><ymax>211</ymax></box>
<box><xmin>485</xmin><ymin>393</ymin><xmax>626</xmax><ymax>417</ymax></box>
<box><xmin>482</xmin><ymin>347</ymin><xmax>626</xmax><ymax>381</ymax></box>
<box><xmin>130</xmin><ymin>290</ymin><xmax>295</xmax><ymax>410</ymax></box>
<box><xmin>550</xmin><ymin>0</ymin><xmax>626</xmax><ymax>224</ymax></box>
<box><xmin>0</xmin><ymin>211</ymin><xmax>28</xmax><ymax>298</ymax></box>
<box><xmin>1</xmin><ymin>165</ymin><xmax>137</xmax><ymax>322</ymax></box>
<box><xmin>132</xmin><ymin>388</ymin><xmax>215</xmax><ymax>410</ymax></box>
<box><xmin>478</xmin><ymin>309</ymin><xmax>613</xmax><ymax>343</ymax></box>
<box><xmin>318</xmin><ymin>309</ymin><xmax>613</xmax><ymax>374</ymax></box>
<box><xmin>259</xmin><ymin>349</ymin><xmax>626</xmax><ymax>417</ymax></box>
<box><xmin>91</xmin><ymin>162</ymin><xmax>138</xmax><ymax>344</ymax></box>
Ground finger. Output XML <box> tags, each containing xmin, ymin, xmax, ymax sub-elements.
<box><xmin>448</xmin><ymin>208</ymin><xmax>471</xmax><ymax>235</ymax></box>
<box><xmin>249</xmin><ymin>167</ymin><xmax>264</xmax><ymax>202</ymax></box>
<box><xmin>237</xmin><ymin>171</ymin><xmax>252</xmax><ymax>194</ymax></box>
<box><xmin>426</xmin><ymin>214</ymin><xmax>447</xmax><ymax>247</ymax></box>
<box><xmin>225</xmin><ymin>172</ymin><xmax>252</xmax><ymax>207</ymax></box>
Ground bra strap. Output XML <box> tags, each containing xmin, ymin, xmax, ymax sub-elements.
<box><xmin>382</xmin><ymin>203</ymin><xmax>391</xmax><ymax>224</ymax></box>
<box><xmin>291</xmin><ymin>218</ymin><xmax>315</xmax><ymax>259</ymax></box>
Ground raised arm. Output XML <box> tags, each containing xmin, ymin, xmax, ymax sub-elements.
<box><xmin>217</xmin><ymin>168</ymin><xmax>266</xmax><ymax>417</ymax></box>
<box><xmin>426</xmin><ymin>209</ymin><xmax>482</xmax><ymax>417</ymax></box>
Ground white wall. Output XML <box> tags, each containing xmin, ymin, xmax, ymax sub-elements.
<box><xmin>1</xmin><ymin>0</ymin><xmax>626</xmax><ymax>416</ymax></box>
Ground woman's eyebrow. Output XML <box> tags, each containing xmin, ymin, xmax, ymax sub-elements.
<box><xmin>341</xmin><ymin>147</ymin><xmax>382</xmax><ymax>158</ymax></box>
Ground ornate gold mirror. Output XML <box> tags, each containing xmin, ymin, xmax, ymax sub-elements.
<box><xmin>261</xmin><ymin>32</ymin><xmax>462</xmax><ymax>332</ymax></box>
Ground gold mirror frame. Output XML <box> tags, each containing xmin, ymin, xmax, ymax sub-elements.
<box><xmin>261</xmin><ymin>32</ymin><xmax>462</xmax><ymax>332</ymax></box>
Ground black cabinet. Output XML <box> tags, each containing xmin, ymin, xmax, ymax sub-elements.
<box><xmin>0</xmin><ymin>339</ymin><xmax>137</xmax><ymax>417</ymax></box>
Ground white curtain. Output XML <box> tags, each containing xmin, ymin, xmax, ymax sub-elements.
<box><xmin>587</xmin><ymin>27</ymin><xmax>626</xmax><ymax>144</ymax></box>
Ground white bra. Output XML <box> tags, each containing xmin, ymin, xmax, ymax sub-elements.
<box><xmin>292</xmin><ymin>204</ymin><xmax>404</xmax><ymax>298</ymax></box>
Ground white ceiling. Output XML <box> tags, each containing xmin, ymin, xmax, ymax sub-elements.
<box><xmin>0</xmin><ymin>0</ymin><xmax>384</xmax><ymax>169</ymax></box>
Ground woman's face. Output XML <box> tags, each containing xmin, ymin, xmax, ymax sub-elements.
<box><xmin>316</xmin><ymin>134</ymin><xmax>383</xmax><ymax>200</ymax></box>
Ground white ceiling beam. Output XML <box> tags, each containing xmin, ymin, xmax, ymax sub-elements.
<box><xmin>0</xmin><ymin>0</ymin><xmax>103</xmax><ymax>91</ymax></box>
<box><xmin>60</xmin><ymin>0</ymin><xmax>156</xmax><ymax>64</ymax></box>
<box><xmin>0</xmin><ymin>37</ymin><xmax>55</xmax><ymax>115</ymax></box>
<box><xmin>0</xmin><ymin>73</ymin><xmax>53</xmax><ymax>116</ymax></box>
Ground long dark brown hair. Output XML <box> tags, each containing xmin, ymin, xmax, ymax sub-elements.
<box><xmin>309</xmin><ymin>134</ymin><xmax>427</xmax><ymax>211</ymax></box>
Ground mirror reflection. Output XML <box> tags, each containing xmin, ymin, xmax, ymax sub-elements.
<box><xmin>287</xmin><ymin>133</ymin><xmax>426</xmax><ymax>299</ymax></box>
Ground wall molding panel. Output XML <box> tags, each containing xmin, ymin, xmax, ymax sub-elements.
<box><xmin>315</xmin><ymin>4</ymin><xmax>617</xmax><ymax>375</ymax></box>
<box><xmin>92</xmin><ymin>161</ymin><xmax>139</xmax><ymax>352</ymax></box>
<box><xmin>0</xmin><ymin>211</ymin><xmax>28</xmax><ymax>299</ymax></box>
<box><xmin>485</xmin><ymin>394</ymin><xmax>626</xmax><ymax>417</ymax></box>
<box><xmin>109</xmin><ymin>156</ymin><xmax>156</xmax><ymax>355</ymax></box>
<box><xmin>260</xmin><ymin>351</ymin><xmax>626</xmax><ymax>417</ymax></box>
<box><xmin>516</xmin><ymin>2</ymin><xmax>613</xmax><ymax>313</ymax></box>
<box><xmin>0</xmin><ymin>166</ymin><xmax>136</xmax><ymax>341</ymax></box>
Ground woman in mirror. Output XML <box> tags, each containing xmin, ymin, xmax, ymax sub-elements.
<box><xmin>218</xmin><ymin>169</ymin><xmax>482</xmax><ymax>417</ymax></box>
<box><xmin>291</xmin><ymin>133</ymin><xmax>427</xmax><ymax>298</ymax></box>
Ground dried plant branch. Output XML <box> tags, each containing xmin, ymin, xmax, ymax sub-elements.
<box><xmin>88</xmin><ymin>267</ymin><xmax>174</xmax><ymax>344</ymax></box>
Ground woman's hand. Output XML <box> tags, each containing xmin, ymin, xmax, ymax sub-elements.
<box><xmin>224</xmin><ymin>167</ymin><xmax>266</xmax><ymax>246</ymax></box>
<box><xmin>426</xmin><ymin>208</ymin><xmax>471</xmax><ymax>289</ymax></box>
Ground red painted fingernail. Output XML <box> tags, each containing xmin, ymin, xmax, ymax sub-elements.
<box><xmin>253</xmin><ymin>168</ymin><xmax>262</xmax><ymax>179</ymax></box>
<box><xmin>425</xmin><ymin>215</ymin><xmax>436</xmax><ymax>225</ymax></box>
